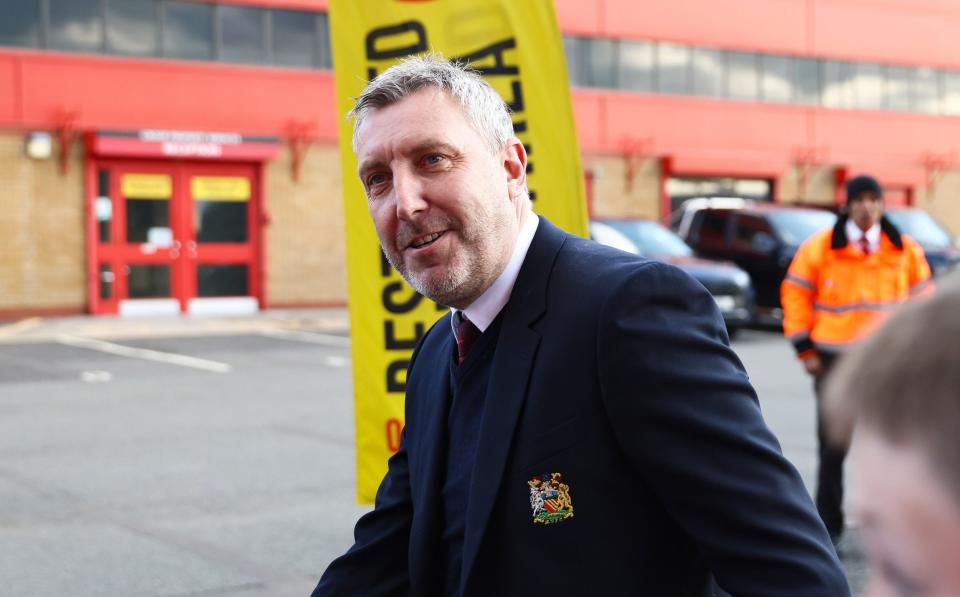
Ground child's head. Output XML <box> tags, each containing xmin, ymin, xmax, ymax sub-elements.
<box><xmin>826</xmin><ymin>274</ymin><xmax>960</xmax><ymax>597</ymax></box>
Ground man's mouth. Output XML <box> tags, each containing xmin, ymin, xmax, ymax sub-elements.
<box><xmin>409</xmin><ymin>231</ymin><xmax>445</xmax><ymax>249</ymax></box>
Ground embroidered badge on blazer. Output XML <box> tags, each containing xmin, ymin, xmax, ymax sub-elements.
<box><xmin>527</xmin><ymin>472</ymin><xmax>574</xmax><ymax>525</ymax></box>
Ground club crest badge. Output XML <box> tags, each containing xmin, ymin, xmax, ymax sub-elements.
<box><xmin>527</xmin><ymin>472</ymin><xmax>574</xmax><ymax>525</ymax></box>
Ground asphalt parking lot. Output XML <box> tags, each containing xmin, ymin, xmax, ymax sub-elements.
<box><xmin>0</xmin><ymin>315</ymin><xmax>866</xmax><ymax>596</ymax></box>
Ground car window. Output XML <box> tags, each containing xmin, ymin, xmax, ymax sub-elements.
<box><xmin>605</xmin><ymin>220</ymin><xmax>693</xmax><ymax>257</ymax></box>
<box><xmin>693</xmin><ymin>210</ymin><xmax>729</xmax><ymax>251</ymax></box>
<box><xmin>731</xmin><ymin>214</ymin><xmax>775</xmax><ymax>253</ymax></box>
<box><xmin>885</xmin><ymin>210</ymin><xmax>953</xmax><ymax>250</ymax></box>
<box><xmin>765</xmin><ymin>209</ymin><xmax>836</xmax><ymax>247</ymax></box>
<box><xmin>589</xmin><ymin>222</ymin><xmax>640</xmax><ymax>255</ymax></box>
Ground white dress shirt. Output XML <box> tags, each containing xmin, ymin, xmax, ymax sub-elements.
<box><xmin>451</xmin><ymin>214</ymin><xmax>540</xmax><ymax>335</ymax></box>
<box><xmin>846</xmin><ymin>219</ymin><xmax>880</xmax><ymax>254</ymax></box>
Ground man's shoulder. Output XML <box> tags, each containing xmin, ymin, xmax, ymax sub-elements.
<box><xmin>552</xmin><ymin>234</ymin><xmax>701</xmax><ymax>301</ymax></box>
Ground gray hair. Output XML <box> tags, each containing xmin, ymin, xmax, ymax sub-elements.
<box><xmin>348</xmin><ymin>54</ymin><xmax>515</xmax><ymax>154</ymax></box>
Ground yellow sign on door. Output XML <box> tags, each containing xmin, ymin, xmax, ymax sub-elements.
<box><xmin>121</xmin><ymin>174</ymin><xmax>172</xmax><ymax>199</ymax></box>
<box><xmin>330</xmin><ymin>0</ymin><xmax>588</xmax><ymax>503</ymax></box>
<box><xmin>191</xmin><ymin>176</ymin><xmax>251</xmax><ymax>201</ymax></box>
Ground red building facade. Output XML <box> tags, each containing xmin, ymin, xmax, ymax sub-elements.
<box><xmin>1</xmin><ymin>0</ymin><xmax>958</xmax><ymax>317</ymax></box>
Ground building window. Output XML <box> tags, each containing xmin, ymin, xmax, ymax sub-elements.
<box><xmin>822</xmin><ymin>60</ymin><xmax>857</xmax><ymax>109</ymax></box>
<box><xmin>48</xmin><ymin>0</ymin><xmax>103</xmax><ymax>52</ymax></box>
<box><xmin>914</xmin><ymin>67</ymin><xmax>940</xmax><ymax>115</ymax></box>
<box><xmin>657</xmin><ymin>43</ymin><xmax>691</xmax><ymax>95</ymax></box>
<box><xmin>161</xmin><ymin>1</ymin><xmax>214</xmax><ymax>61</ymax></box>
<box><xmin>272</xmin><ymin>9</ymin><xmax>317</xmax><ymax>68</ymax></box>
<box><xmin>794</xmin><ymin>58</ymin><xmax>821</xmax><ymax>105</ymax></box>
<box><xmin>760</xmin><ymin>55</ymin><xmax>794</xmax><ymax>103</ymax></box>
<box><xmin>219</xmin><ymin>5</ymin><xmax>267</xmax><ymax>65</ymax></box>
<box><xmin>0</xmin><ymin>0</ymin><xmax>40</xmax><ymax>47</ymax></box>
<box><xmin>886</xmin><ymin>66</ymin><xmax>914</xmax><ymax>112</ymax></box>
<box><xmin>692</xmin><ymin>48</ymin><xmax>725</xmax><ymax>98</ymax></box>
<box><xmin>585</xmin><ymin>38</ymin><xmax>617</xmax><ymax>88</ymax></box>
<box><xmin>618</xmin><ymin>40</ymin><xmax>654</xmax><ymax>92</ymax></box>
<box><xmin>853</xmin><ymin>62</ymin><xmax>885</xmax><ymax>110</ymax></box>
<box><xmin>943</xmin><ymin>72</ymin><xmax>960</xmax><ymax>116</ymax></box>
<box><xmin>727</xmin><ymin>52</ymin><xmax>759</xmax><ymax>101</ymax></box>
<box><xmin>562</xmin><ymin>36</ymin><xmax>586</xmax><ymax>87</ymax></box>
<box><xmin>106</xmin><ymin>0</ymin><xmax>158</xmax><ymax>57</ymax></box>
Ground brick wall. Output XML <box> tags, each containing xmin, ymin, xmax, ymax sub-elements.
<box><xmin>0</xmin><ymin>134</ymin><xmax>86</xmax><ymax>313</ymax></box>
<box><xmin>916</xmin><ymin>172</ymin><xmax>960</xmax><ymax>236</ymax></box>
<box><xmin>585</xmin><ymin>155</ymin><xmax>662</xmax><ymax>220</ymax></box>
<box><xmin>264</xmin><ymin>143</ymin><xmax>347</xmax><ymax>306</ymax></box>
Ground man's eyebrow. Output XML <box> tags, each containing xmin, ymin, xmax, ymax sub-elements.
<box><xmin>357</xmin><ymin>158</ymin><xmax>386</xmax><ymax>177</ymax></box>
<box><xmin>407</xmin><ymin>141</ymin><xmax>459</xmax><ymax>156</ymax></box>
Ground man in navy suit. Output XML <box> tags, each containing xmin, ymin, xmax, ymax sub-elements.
<box><xmin>313</xmin><ymin>55</ymin><xmax>849</xmax><ymax>597</ymax></box>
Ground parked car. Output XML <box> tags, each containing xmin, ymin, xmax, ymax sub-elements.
<box><xmin>590</xmin><ymin>219</ymin><xmax>754</xmax><ymax>336</ymax></box>
<box><xmin>671</xmin><ymin>197</ymin><xmax>837</xmax><ymax>323</ymax></box>
<box><xmin>885</xmin><ymin>208</ymin><xmax>960</xmax><ymax>277</ymax></box>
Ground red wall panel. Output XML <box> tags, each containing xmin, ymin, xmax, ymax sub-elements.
<box><xmin>598</xmin><ymin>0</ymin><xmax>809</xmax><ymax>55</ymax></box>
<box><xmin>0</xmin><ymin>56</ymin><xmax>18</xmax><ymax>124</ymax></box>
<box><xmin>814</xmin><ymin>1</ymin><xmax>960</xmax><ymax>68</ymax></box>
<box><xmin>571</xmin><ymin>89</ymin><xmax>960</xmax><ymax>185</ymax></box>
<box><xmin>554</xmin><ymin>0</ymin><xmax>960</xmax><ymax>68</ymax></box>
<box><xmin>3</xmin><ymin>51</ymin><xmax>337</xmax><ymax>140</ymax></box>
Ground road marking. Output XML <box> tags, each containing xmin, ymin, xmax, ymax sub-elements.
<box><xmin>261</xmin><ymin>329</ymin><xmax>350</xmax><ymax>348</ymax></box>
<box><xmin>58</xmin><ymin>335</ymin><xmax>231</xmax><ymax>373</ymax></box>
<box><xmin>323</xmin><ymin>356</ymin><xmax>350</xmax><ymax>368</ymax></box>
<box><xmin>80</xmin><ymin>370</ymin><xmax>113</xmax><ymax>383</ymax></box>
<box><xmin>0</xmin><ymin>317</ymin><xmax>42</xmax><ymax>338</ymax></box>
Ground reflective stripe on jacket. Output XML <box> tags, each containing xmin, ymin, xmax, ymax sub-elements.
<box><xmin>781</xmin><ymin>215</ymin><xmax>932</xmax><ymax>358</ymax></box>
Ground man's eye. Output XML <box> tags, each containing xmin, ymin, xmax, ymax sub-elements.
<box><xmin>367</xmin><ymin>173</ymin><xmax>388</xmax><ymax>188</ymax></box>
<box><xmin>424</xmin><ymin>154</ymin><xmax>444</xmax><ymax>166</ymax></box>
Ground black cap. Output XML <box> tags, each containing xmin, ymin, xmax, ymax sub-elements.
<box><xmin>846</xmin><ymin>175</ymin><xmax>883</xmax><ymax>203</ymax></box>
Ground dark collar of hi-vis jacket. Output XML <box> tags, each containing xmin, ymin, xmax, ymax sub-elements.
<box><xmin>831</xmin><ymin>213</ymin><xmax>903</xmax><ymax>250</ymax></box>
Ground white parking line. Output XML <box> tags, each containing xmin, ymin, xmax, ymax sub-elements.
<box><xmin>261</xmin><ymin>329</ymin><xmax>351</xmax><ymax>348</ymax></box>
<box><xmin>58</xmin><ymin>335</ymin><xmax>231</xmax><ymax>373</ymax></box>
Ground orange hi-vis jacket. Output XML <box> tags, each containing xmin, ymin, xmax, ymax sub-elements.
<box><xmin>781</xmin><ymin>215</ymin><xmax>933</xmax><ymax>359</ymax></box>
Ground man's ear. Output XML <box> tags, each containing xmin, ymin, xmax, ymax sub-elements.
<box><xmin>502</xmin><ymin>137</ymin><xmax>527</xmax><ymax>200</ymax></box>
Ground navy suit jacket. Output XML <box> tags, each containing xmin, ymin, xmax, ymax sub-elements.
<box><xmin>314</xmin><ymin>219</ymin><xmax>849</xmax><ymax>597</ymax></box>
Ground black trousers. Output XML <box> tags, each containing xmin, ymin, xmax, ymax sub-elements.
<box><xmin>813</xmin><ymin>351</ymin><xmax>845</xmax><ymax>537</ymax></box>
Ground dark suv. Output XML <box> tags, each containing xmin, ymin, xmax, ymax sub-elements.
<box><xmin>885</xmin><ymin>208</ymin><xmax>960</xmax><ymax>277</ymax></box>
<box><xmin>672</xmin><ymin>198</ymin><xmax>837</xmax><ymax>323</ymax></box>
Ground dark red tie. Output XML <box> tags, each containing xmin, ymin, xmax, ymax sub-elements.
<box><xmin>859</xmin><ymin>236</ymin><xmax>871</xmax><ymax>255</ymax></box>
<box><xmin>454</xmin><ymin>313</ymin><xmax>481</xmax><ymax>364</ymax></box>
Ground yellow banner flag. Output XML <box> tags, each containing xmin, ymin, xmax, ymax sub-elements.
<box><xmin>330</xmin><ymin>0</ymin><xmax>588</xmax><ymax>503</ymax></box>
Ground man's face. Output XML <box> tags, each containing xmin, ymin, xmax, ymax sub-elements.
<box><xmin>849</xmin><ymin>191</ymin><xmax>883</xmax><ymax>232</ymax></box>
<box><xmin>854</xmin><ymin>428</ymin><xmax>960</xmax><ymax>597</ymax></box>
<box><xmin>355</xmin><ymin>88</ymin><xmax>527</xmax><ymax>309</ymax></box>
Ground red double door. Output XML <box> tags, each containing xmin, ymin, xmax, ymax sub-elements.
<box><xmin>88</xmin><ymin>160</ymin><xmax>262</xmax><ymax>315</ymax></box>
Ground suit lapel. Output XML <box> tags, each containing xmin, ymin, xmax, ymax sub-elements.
<box><xmin>459</xmin><ymin>218</ymin><xmax>567</xmax><ymax>593</ymax></box>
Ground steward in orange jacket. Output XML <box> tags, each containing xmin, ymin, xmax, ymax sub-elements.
<box><xmin>782</xmin><ymin>216</ymin><xmax>933</xmax><ymax>358</ymax></box>
<box><xmin>780</xmin><ymin>174</ymin><xmax>932</xmax><ymax>545</ymax></box>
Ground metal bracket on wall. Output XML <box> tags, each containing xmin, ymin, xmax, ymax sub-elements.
<box><xmin>619</xmin><ymin>137</ymin><xmax>654</xmax><ymax>193</ymax></box>
<box><xmin>287</xmin><ymin>121</ymin><xmax>317</xmax><ymax>183</ymax></box>
<box><xmin>923</xmin><ymin>152</ymin><xmax>958</xmax><ymax>199</ymax></box>
<box><xmin>791</xmin><ymin>146</ymin><xmax>829</xmax><ymax>201</ymax></box>
<box><xmin>54</xmin><ymin>110</ymin><xmax>80</xmax><ymax>176</ymax></box>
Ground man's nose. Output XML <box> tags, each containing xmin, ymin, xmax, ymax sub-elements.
<box><xmin>394</xmin><ymin>171</ymin><xmax>428</xmax><ymax>220</ymax></box>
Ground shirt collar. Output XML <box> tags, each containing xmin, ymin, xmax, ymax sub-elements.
<box><xmin>846</xmin><ymin>219</ymin><xmax>881</xmax><ymax>252</ymax></box>
<box><xmin>451</xmin><ymin>213</ymin><xmax>539</xmax><ymax>334</ymax></box>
